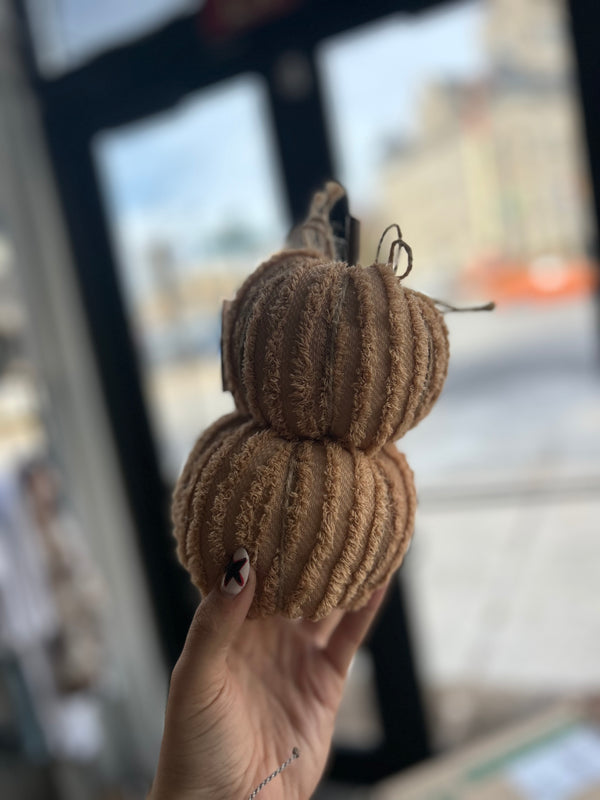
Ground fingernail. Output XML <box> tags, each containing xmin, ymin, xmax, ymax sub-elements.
<box><xmin>221</xmin><ymin>548</ymin><xmax>250</xmax><ymax>596</ymax></box>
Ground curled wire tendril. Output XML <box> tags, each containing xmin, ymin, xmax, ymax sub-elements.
<box><xmin>375</xmin><ymin>223</ymin><xmax>413</xmax><ymax>279</ymax></box>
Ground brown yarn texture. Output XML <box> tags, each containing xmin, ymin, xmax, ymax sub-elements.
<box><xmin>222</xmin><ymin>255</ymin><xmax>449</xmax><ymax>452</ymax></box>
<box><xmin>173</xmin><ymin>412</ymin><xmax>416</xmax><ymax>619</ymax></box>
<box><xmin>172</xmin><ymin>182</ymin><xmax>450</xmax><ymax>620</ymax></box>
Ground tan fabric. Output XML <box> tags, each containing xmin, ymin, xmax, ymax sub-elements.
<box><xmin>222</xmin><ymin>256</ymin><xmax>449</xmax><ymax>453</ymax></box>
<box><xmin>285</xmin><ymin>180</ymin><xmax>346</xmax><ymax>258</ymax></box>
<box><xmin>173</xmin><ymin>183</ymin><xmax>450</xmax><ymax>619</ymax></box>
<box><xmin>172</xmin><ymin>413</ymin><xmax>416</xmax><ymax>620</ymax></box>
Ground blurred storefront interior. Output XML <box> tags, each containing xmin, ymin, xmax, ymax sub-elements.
<box><xmin>1</xmin><ymin>0</ymin><xmax>600</xmax><ymax>798</ymax></box>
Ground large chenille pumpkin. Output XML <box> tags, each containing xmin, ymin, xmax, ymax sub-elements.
<box><xmin>172</xmin><ymin>182</ymin><xmax>468</xmax><ymax>620</ymax></box>
<box><xmin>173</xmin><ymin>411</ymin><xmax>416</xmax><ymax>619</ymax></box>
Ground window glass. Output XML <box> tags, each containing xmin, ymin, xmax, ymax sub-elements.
<box><xmin>24</xmin><ymin>0</ymin><xmax>198</xmax><ymax>76</ymax></box>
<box><xmin>320</xmin><ymin>0</ymin><xmax>600</xmax><ymax>749</ymax></box>
<box><xmin>95</xmin><ymin>74</ymin><xmax>288</xmax><ymax>482</ymax></box>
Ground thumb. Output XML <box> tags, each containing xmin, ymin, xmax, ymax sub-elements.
<box><xmin>174</xmin><ymin>548</ymin><xmax>255</xmax><ymax>692</ymax></box>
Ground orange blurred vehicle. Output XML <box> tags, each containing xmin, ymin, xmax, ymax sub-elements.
<box><xmin>463</xmin><ymin>254</ymin><xmax>598</xmax><ymax>305</ymax></box>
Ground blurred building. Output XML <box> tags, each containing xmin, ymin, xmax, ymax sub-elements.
<box><xmin>138</xmin><ymin>255</ymin><xmax>242</xmax><ymax>336</ymax></box>
<box><xmin>377</xmin><ymin>0</ymin><xmax>591</xmax><ymax>277</ymax></box>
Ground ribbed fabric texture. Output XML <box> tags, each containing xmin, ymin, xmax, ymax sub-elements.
<box><xmin>172</xmin><ymin>182</ymin><xmax>450</xmax><ymax>620</ymax></box>
<box><xmin>222</xmin><ymin>256</ymin><xmax>449</xmax><ymax>452</ymax></box>
<box><xmin>172</xmin><ymin>412</ymin><xmax>416</xmax><ymax>620</ymax></box>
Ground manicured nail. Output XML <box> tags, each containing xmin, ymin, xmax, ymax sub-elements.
<box><xmin>221</xmin><ymin>548</ymin><xmax>250</xmax><ymax>595</ymax></box>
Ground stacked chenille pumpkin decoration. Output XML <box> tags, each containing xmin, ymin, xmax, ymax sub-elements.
<box><xmin>172</xmin><ymin>182</ymin><xmax>487</xmax><ymax>620</ymax></box>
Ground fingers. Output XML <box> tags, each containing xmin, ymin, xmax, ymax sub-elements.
<box><xmin>321</xmin><ymin>584</ymin><xmax>388</xmax><ymax>678</ymax></box>
<box><xmin>299</xmin><ymin>609</ymin><xmax>344</xmax><ymax>648</ymax></box>
<box><xmin>173</xmin><ymin>548</ymin><xmax>255</xmax><ymax>694</ymax></box>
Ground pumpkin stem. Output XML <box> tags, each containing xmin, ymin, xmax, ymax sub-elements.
<box><xmin>286</xmin><ymin>181</ymin><xmax>356</xmax><ymax>261</ymax></box>
<box><xmin>432</xmin><ymin>298</ymin><xmax>496</xmax><ymax>313</ymax></box>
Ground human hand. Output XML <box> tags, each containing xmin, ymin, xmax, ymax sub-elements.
<box><xmin>148</xmin><ymin>548</ymin><xmax>388</xmax><ymax>800</ymax></box>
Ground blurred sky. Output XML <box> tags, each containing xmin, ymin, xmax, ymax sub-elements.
<box><xmin>27</xmin><ymin>0</ymin><xmax>196</xmax><ymax>69</ymax></box>
<box><xmin>320</xmin><ymin>1</ymin><xmax>486</xmax><ymax>211</ymax></box>
<box><xmin>95</xmin><ymin>73</ymin><xmax>287</xmax><ymax>298</ymax></box>
<box><xmin>89</xmin><ymin>1</ymin><xmax>486</xmax><ymax>297</ymax></box>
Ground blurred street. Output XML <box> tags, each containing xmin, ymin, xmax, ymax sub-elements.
<box><xmin>403</xmin><ymin>295</ymin><xmax>600</xmax><ymax>494</ymax></box>
<box><xmin>326</xmin><ymin>295</ymin><xmax>600</xmax><ymax>777</ymax></box>
<box><xmin>403</xmin><ymin>296</ymin><xmax>600</xmax><ymax>740</ymax></box>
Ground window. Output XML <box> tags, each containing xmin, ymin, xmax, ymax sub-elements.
<box><xmin>24</xmin><ymin>0</ymin><xmax>199</xmax><ymax>76</ymax></box>
<box><xmin>319</xmin><ymin>0</ymin><xmax>599</xmax><ymax>749</ymax></box>
<box><xmin>95</xmin><ymin>74</ymin><xmax>287</xmax><ymax>481</ymax></box>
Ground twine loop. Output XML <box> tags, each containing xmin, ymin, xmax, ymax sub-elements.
<box><xmin>376</xmin><ymin>223</ymin><xmax>413</xmax><ymax>279</ymax></box>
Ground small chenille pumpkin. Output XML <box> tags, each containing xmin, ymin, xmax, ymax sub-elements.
<box><xmin>172</xmin><ymin>412</ymin><xmax>416</xmax><ymax>620</ymax></box>
<box><xmin>221</xmin><ymin>183</ymin><xmax>449</xmax><ymax>453</ymax></box>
